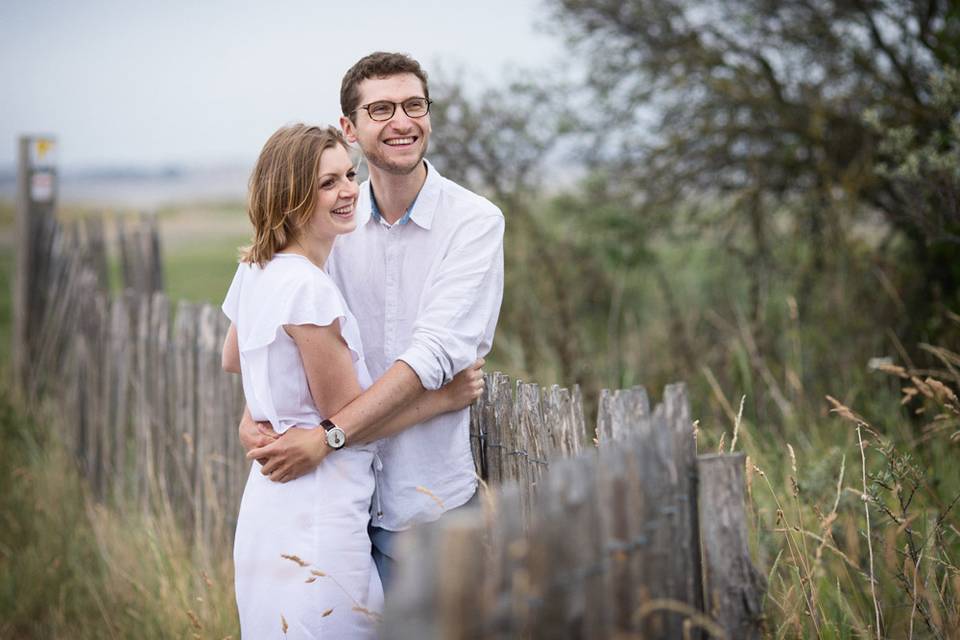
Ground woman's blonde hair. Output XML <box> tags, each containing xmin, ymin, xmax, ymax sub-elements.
<box><xmin>241</xmin><ymin>124</ymin><xmax>349</xmax><ymax>266</ymax></box>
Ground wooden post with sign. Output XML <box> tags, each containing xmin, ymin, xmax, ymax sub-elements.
<box><xmin>13</xmin><ymin>135</ymin><xmax>58</xmax><ymax>396</ymax></box>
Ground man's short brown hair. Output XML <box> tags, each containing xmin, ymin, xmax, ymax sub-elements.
<box><xmin>340</xmin><ymin>52</ymin><xmax>429</xmax><ymax>122</ymax></box>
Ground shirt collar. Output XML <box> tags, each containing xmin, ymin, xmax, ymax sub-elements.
<box><xmin>364</xmin><ymin>159</ymin><xmax>440</xmax><ymax>230</ymax></box>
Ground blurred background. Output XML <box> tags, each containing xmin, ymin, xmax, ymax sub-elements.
<box><xmin>2</xmin><ymin>1</ymin><xmax>959</xmax><ymax>638</ymax></box>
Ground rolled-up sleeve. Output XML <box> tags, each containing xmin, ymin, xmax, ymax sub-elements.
<box><xmin>398</xmin><ymin>212</ymin><xmax>505</xmax><ymax>390</ymax></box>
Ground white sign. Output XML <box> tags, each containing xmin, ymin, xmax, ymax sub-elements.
<box><xmin>31</xmin><ymin>171</ymin><xmax>54</xmax><ymax>202</ymax></box>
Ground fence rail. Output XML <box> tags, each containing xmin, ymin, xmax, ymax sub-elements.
<box><xmin>14</xmin><ymin>185</ymin><xmax>765</xmax><ymax>637</ymax></box>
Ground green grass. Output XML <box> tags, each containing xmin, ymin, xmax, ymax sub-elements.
<box><xmin>163</xmin><ymin>234</ymin><xmax>247</xmax><ymax>304</ymax></box>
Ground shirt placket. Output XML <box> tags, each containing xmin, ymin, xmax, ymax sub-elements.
<box><xmin>383</xmin><ymin>224</ymin><xmax>402</xmax><ymax>362</ymax></box>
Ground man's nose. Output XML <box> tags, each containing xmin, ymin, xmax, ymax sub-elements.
<box><xmin>386</xmin><ymin>108</ymin><xmax>415</xmax><ymax>130</ymax></box>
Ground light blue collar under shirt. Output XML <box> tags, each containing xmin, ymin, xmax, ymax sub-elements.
<box><xmin>369</xmin><ymin>162</ymin><xmax>428</xmax><ymax>226</ymax></box>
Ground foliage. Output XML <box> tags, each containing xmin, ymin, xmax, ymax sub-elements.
<box><xmin>546</xmin><ymin>0</ymin><xmax>960</xmax><ymax>337</ymax></box>
<box><xmin>867</xmin><ymin>65</ymin><xmax>960</xmax><ymax>332</ymax></box>
<box><xmin>429</xmin><ymin>75</ymin><xmax>621</xmax><ymax>390</ymax></box>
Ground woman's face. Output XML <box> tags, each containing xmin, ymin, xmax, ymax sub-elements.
<box><xmin>305</xmin><ymin>144</ymin><xmax>359</xmax><ymax>240</ymax></box>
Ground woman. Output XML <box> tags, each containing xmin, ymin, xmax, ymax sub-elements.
<box><xmin>221</xmin><ymin>124</ymin><xmax>482</xmax><ymax>638</ymax></box>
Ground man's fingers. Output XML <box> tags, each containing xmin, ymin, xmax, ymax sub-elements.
<box><xmin>248</xmin><ymin>440</ymin><xmax>276</xmax><ymax>461</ymax></box>
<box><xmin>257</xmin><ymin>422</ymin><xmax>279</xmax><ymax>439</ymax></box>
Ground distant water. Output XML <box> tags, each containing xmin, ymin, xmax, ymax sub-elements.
<box><xmin>0</xmin><ymin>164</ymin><xmax>250</xmax><ymax>209</ymax></box>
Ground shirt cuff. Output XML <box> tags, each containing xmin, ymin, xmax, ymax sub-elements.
<box><xmin>397</xmin><ymin>344</ymin><xmax>446</xmax><ymax>391</ymax></box>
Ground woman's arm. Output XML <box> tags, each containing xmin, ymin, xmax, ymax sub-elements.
<box><xmin>250</xmin><ymin>321</ymin><xmax>364</xmax><ymax>482</ymax></box>
<box><xmin>222</xmin><ymin>323</ymin><xmax>241</xmax><ymax>373</ymax></box>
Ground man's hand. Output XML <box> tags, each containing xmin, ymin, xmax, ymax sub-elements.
<box><xmin>441</xmin><ymin>358</ymin><xmax>485</xmax><ymax>412</ymax></box>
<box><xmin>247</xmin><ymin>427</ymin><xmax>330</xmax><ymax>483</ymax></box>
<box><xmin>238</xmin><ymin>409</ymin><xmax>279</xmax><ymax>463</ymax></box>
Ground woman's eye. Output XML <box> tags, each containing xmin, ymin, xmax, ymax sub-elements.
<box><xmin>347</xmin><ymin>170</ymin><xmax>357</xmax><ymax>181</ymax></box>
<box><xmin>321</xmin><ymin>180</ymin><xmax>335</xmax><ymax>189</ymax></box>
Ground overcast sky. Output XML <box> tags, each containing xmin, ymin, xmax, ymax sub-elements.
<box><xmin>1</xmin><ymin>0</ymin><xmax>564</xmax><ymax>170</ymax></box>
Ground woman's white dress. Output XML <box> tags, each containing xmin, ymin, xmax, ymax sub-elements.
<box><xmin>222</xmin><ymin>253</ymin><xmax>382</xmax><ymax>639</ymax></box>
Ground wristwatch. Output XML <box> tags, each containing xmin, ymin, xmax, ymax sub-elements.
<box><xmin>320</xmin><ymin>419</ymin><xmax>347</xmax><ymax>450</ymax></box>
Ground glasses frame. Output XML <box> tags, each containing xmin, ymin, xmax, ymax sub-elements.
<box><xmin>355</xmin><ymin>97</ymin><xmax>433</xmax><ymax>122</ymax></box>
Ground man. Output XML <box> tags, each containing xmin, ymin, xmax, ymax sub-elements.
<box><xmin>240</xmin><ymin>52</ymin><xmax>505</xmax><ymax>588</ymax></box>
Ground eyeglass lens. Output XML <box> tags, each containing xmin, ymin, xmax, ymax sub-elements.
<box><xmin>367</xmin><ymin>98</ymin><xmax>429</xmax><ymax>121</ymax></box>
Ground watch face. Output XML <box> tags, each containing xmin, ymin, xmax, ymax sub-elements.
<box><xmin>327</xmin><ymin>427</ymin><xmax>346</xmax><ymax>449</ymax></box>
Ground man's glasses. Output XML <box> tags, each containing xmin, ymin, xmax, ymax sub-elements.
<box><xmin>356</xmin><ymin>97</ymin><xmax>432</xmax><ymax>122</ymax></box>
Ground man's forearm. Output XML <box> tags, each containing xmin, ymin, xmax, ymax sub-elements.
<box><xmin>332</xmin><ymin>360</ymin><xmax>426</xmax><ymax>444</ymax></box>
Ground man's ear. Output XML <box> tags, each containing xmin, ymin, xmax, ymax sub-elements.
<box><xmin>339</xmin><ymin>116</ymin><xmax>358</xmax><ymax>143</ymax></box>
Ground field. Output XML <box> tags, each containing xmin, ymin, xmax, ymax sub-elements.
<box><xmin>1</xmin><ymin>198</ymin><xmax>958</xmax><ymax>638</ymax></box>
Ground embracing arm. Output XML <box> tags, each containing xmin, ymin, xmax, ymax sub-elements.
<box><xmin>222</xmin><ymin>323</ymin><xmax>241</xmax><ymax>374</ymax></box>
<box><xmin>222</xmin><ymin>324</ymin><xmax>277</xmax><ymax>453</ymax></box>
<box><xmin>333</xmin><ymin>358</ymin><xmax>485</xmax><ymax>444</ymax></box>
<box><xmin>246</xmin><ymin>322</ymin><xmax>483</xmax><ymax>482</ymax></box>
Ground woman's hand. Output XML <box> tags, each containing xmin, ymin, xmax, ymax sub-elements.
<box><xmin>442</xmin><ymin>358</ymin><xmax>486</xmax><ymax>411</ymax></box>
<box><xmin>247</xmin><ymin>427</ymin><xmax>330</xmax><ymax>483</ymax></box>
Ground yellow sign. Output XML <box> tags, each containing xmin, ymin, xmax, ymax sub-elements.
<box><xmin>29</xmin><ymin>138</ymin><xmax>56</xmax><ymax>168</ymax></box>
<box><xmin>35</xmin><ymin>139</ymin><xmax>53</xmax><ymax>159</ymax></box>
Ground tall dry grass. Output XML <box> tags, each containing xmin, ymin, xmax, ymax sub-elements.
<box><xmin>705</xmin><ymin>325</ymin><xmax>960</xmax><ymax>639</ymax></box>
<box><xmin>0</xmin><ymin>382</ymin><xmax>239</xmax><ymax>639</ymax></box>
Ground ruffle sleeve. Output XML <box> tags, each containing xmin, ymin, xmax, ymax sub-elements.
<box><xmin>227</xmin><ymin>262</ymin><xmax>362</xmax><ymax>364</ymax></box>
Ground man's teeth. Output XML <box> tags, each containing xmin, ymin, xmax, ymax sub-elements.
<box><xmin>385</xmin><ymin>137</ymin><xmax>414</xmax><ymax>146</ymax></box>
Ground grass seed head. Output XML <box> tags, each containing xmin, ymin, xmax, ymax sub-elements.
<box><xmin>187</xmin><ymin>609</ymin><xmax>202</xmax><ymax>631</ymax></box>
<box><xmin>280</xmin><ymin>554</ymin><xmax>309</xmax><ymax>567</ymax></box>
<box><xmin>415</xmin><ymin>485</ymin><xmax>446</xmax><ymax>510</ymax></box>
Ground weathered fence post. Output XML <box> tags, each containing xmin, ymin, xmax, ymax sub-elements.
<box><xmin>697</xmin><ymin>453</ymin><xmax>766</xmax><ymax>639</ymax></box>
<box><xmin>171</xmin><ymin>301</ymin><xmax>199</xmax><ymax>533</ymax></box>
<box><xmin>118</xmin><ymin>213</ymin><xmax>164</xmax><ymax>294</ymax></box>
<box><xmin>664</xmin><ymin>383</ymin><xmax>704</xmax><ymax>624</ymax></box>
<box><xmin>13</xmin><ymin>135</ymin><xmax>58</xmax><ymax>396</ymax></box>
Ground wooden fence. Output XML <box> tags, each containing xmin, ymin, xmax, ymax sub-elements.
<box><xmin>14</xmin><ymin>204</ymin><xmax>765</xmax><ymax>637</ymax></box>
<box><xmin>13</xmin><ymin>211</ymin><xmax>248</xmax><ymax>555</ymax></box>
<box><xmin>387</xmin><ymin>384</ymin><xmax>766</xmax><ymax>639</ymax></box>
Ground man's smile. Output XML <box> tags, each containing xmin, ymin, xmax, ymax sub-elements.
<box><xmin>383</xmin><ymin>136</ymin><xmax>417</xmax><ymax>147</ymax></box>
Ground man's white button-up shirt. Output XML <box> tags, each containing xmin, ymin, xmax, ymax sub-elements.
<box><xmin>326</xmin><ymin>159</ymin><xmax>505</xmax><ymax>531</ymax></box>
